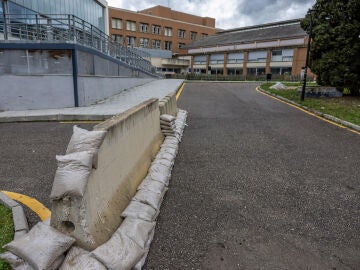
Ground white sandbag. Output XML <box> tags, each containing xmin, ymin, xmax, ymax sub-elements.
<box><xmin>132</xmin><ymin>225</ymin><xmax>155</xmax><ymax>270</ymax></box>
<box><xmin>119</xmin><ymin>218</ymin><xmax>155</xmax><ymax>249</ymax></box>
<box><xmin>4</xmin><ymin>222</ymin><xmax>75</xmax><ymax>270</ymax></box>
<box><xmin>160</xmin><ymin>120</ymin><xmax>176</xmax><ymax>127</ymax></box>
<box><xmin>152</xmin><ymin>157</ymin><xmax>174</xmax><ymax>168</ymax></box>
<box><xmin>269</xmin><ymin>82</ymin><xmax>286</xmax><ymax>90</ymax></box>
<box><xmin>121</xmin><ymin>201</ymin><xmax>158</xmax><ymax>222</ymax></box>
<box><xmin>50</xmin><ymin>151</ymin><xmax>93</xmax><ymax>200</ymax></box>
<box><xmin>161</xmin><ymin>141</ymin><xmax>178</xmax><ymax>151</ymax></box>
<box><xmin>90</xmin><ymin>232</ymin><xmax>144</xmax><ymax>270</ymax></box>
<box><xmin>160</xmin><ymin>124</ymin><xmax>176</xmax><ymax>131</ymax></box>
<box><xmin>160</xmin><ymin>114</ymin><xmax>176</xmax><ymax>123</ymax></box>
<box><xmin>137</xmin><ymin>177</ymin><xmax>166</xmax><ymax>194</ymax></box>
<box><xmin>66</xmin><ymin>126</ymin><xmax>106</xmax><ymax>155</ymax></box>
<box><xmin>155</xmin><ymin>151</ymin><xmax>176</xmax><ymax>161</ymax></box>
<box><xmin>0</xmin><ymin>251</ymin><xmax>33</xmax><ymax>270</ymax></box>
<box><xmin>60</xmin><ymin>246</ymin><xmax>106</xmax><ymax>270</ymax></box>
<box><xmin>132</xmin><ymin>189</ymin><xmax>166</xmax><ymax>211</ymax></box>
<box><xmin>158</xmin><ymin>146</ymin><xmax>178</xmax><ymax>158</ymax></box>
<box><xmin>148</xmin><ymin>163</ymin><xmax>171</xmax><ymax>185</ymax></box>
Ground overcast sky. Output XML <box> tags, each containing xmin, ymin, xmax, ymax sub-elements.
<box><xmin>107</xmin><ymin>0</ymin><xmax>315</xmax><ymax>29</ymax></box>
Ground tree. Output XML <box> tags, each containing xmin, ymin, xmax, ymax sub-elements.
<box><xmin>301</xmin><ymin>0</ymin><xmax>360</xmax><ymax>95</ymax></box>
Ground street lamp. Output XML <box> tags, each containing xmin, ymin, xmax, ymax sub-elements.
<box><xmin>301</xmin><ymin>10</ymin><xmax>313</xmax><ymax>101</ymax></box>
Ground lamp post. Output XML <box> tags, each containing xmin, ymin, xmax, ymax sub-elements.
<box><xmin>301</xmin><ymin>10</ymin><xmax>313</xmax><ymax>101</ymax></box>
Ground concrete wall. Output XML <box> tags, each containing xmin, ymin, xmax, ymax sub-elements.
<box><xmin>0</xmin><ymin>75</ymin><xmax>74</xmax><ymax>111</ymax></box>
<box><xmin>51</xmin><ymin>99</ymin><xmax>163</xmax><ymax>250</ymax></box>
<box><xmin>159</xmin><ymin>91</ymin><xmax>179</xmax><ymax>116</ymax></box>
<box><xmin>77</xmin><ymin>76</ymin><xmax>156</xmax><ymax>106</ymax></box>
<box><xmin>0</xmin><ymin>74</ymin><xmax>156</xmax><ymax>111</ymax></box>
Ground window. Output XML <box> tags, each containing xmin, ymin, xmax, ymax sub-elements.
<box><xmin>152</xmin><ymin>25</ymin><xmax>161</xmax><ymax>35</ymax></box>
<box><xmin>111</xmin><ymin>34</ymin><xmax>123</xmax><ymax>44</ymax></box>
<box><xmin>210</xmin><ymin>54</ymin><xmax>224</xmax><ymax>64</ymax></box>
<box><xmin>190</xmin><ymin>31</ymin><xmax>197</xmax><ymax>40</ymax></box>
<box><xmin>111</xmin><ymin>18</ymin><xmax>122</xmax><ymax>29</ymax></box>
<box><xmin>178</xmin><ymin>43</ymin><xmax>186</xmax><ymax>49</ymax></box>
<box><xmin>248</xmin><ymin>51</ymin><xmax>267</xmax><ymax>62</ymax></box>
<box><xmin>140</xmin><ymin>38</ymin><xmax>149</xmax><ymax>48</ymax></box>
<box><xmin>227</xmin><ymin>52</ymin><xmax>244</xmax><ymax>64</ymax></box>
<box><xmin>178</xmin><ymin>29</ymin><xmax>186</xmax><ymax>39</ymax></box>
<box><xmin>201</xmin><ymin>33</ymin><xmax>208</xmax><ymax>39</ymax></box>
<box><xmin>126</xmin><ymin>20</ymin><xmax>136</xmax><ymax>31</ymax></box>
<box><xmin>126</xmin><ymin>36</ymin><xmax>136</xmax><ymax>47</ymax></box>
<box><xmin>164</xmin><ymin>41</ymin><xmax>172</xmax><ymax>50</ymax></box>
<box><xmin>194</xmin><ymin>55</ymin><xmax>206</xmax><ymax>65</ymax></box>
<box><xmin>139</xmin><ymin>23</ymin><xmax>149</xmax><ymax>33</ymax></box>
<box><xmin>164</xmin><ymin>27</ymin><xmax>172</xmax><ymax>37</ymax></box>
<box><xmin>271</xmin><ymin>49</ymin><xmax>293</xmax><ymax>62</ymax></box>
<box><xmin>152</xmin><ymin>39</ymin><xmax>161</xmax><ymax>49</ymax></box>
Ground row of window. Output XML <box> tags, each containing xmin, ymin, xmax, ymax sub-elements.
<box><xmin>112</xmin><ymin>34</ymin><xmax>187</xmax><ymax>50</ymax></box>
<box><xmin>111</xmin><ymin>18</ymin><xmax>208</xmax><ymax>40</ymax></box>
<box><xmin>194</xmin><ymin>49</ymin><xmax>294</xmax><ymax>64</ymax></box>
<box><xmin>194</xmin><ymin>67</ymin><xmax>292</xmax><ymax>76</ymax></box>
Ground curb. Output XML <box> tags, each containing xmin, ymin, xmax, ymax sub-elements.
<box><xmin>0</xmin><ymin>191</ymin><xmax>29</xmax><ymax>239</ymax></box>
<box><xmin>257</xmin><ymin>87</ymin><xmax>360</xmax><ymax>133</ymax></box>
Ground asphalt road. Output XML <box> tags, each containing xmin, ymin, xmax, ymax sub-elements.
<box><xmin>0</xmin><ymin>122</ymin><xmax>94</xmax><ymax>227</ymax></box>
<box><xmin>144</xmin><ymin>82</ymin><xmax>360</xmax><ymax>269</ymax></box>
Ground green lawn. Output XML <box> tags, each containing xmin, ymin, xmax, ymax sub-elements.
<box><xmin>0</xmin><ymin>204</ymin><xmax>13</xmax><ymax>270</ymax></box>
<box><xmin>261</xmin><ymin>82</ymin><xmax>360</xmax><ymax>126</ymax></box>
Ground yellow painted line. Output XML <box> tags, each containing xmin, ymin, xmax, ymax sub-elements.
<box><xmin>176</xmin><ymin>83</ymin><xmax>186</xmax><ymax>100</ymax></box>
<box><xmin>1</xmin><ymin>191</ymin><xmax>51</xmax><ymax>221</ymax></box>
<box><xmin>60</xmin><ymin>120</ymin><xmax>103</xmax><ymax>124</ymax></box>
<box><xmin>256</xmin><ymin>87</ymin><xmax>360</xmax><ymax>136</ymax></box>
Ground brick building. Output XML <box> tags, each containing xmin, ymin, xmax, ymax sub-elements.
<box><xmin>185</xmin><ymin>19</ymin><xmax>313</xmax><ymax>79</ymax></box>
<box><xmin>109</xmin><ymin>5</ymin><xmax>217</xmax><ymax>55</ymax></box>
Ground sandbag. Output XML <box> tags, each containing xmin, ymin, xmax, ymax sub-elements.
<box><xmin>158</xmin><ymin>146</ymin><xmax>178</xmax><ymax>158</ymax></box>
<box><xmin>66</xmin><ymin>126</ymin><xmax>106</xmax><ymax>155</ymax></box>
<box><xmin>121</xmin><ymin>201</ymin><xmax>158</xmax><ymax>222</ymax></box>
<box><xmin>148</xmin><ymin>163</ymin><xmax>171</xmax><ymax>185</ymax></box>
<box><xmin>50</xmin><ymin>151</ymin><xmax>93</xmax><ymax>200</ymax></box>
<box><xmin>160</xmin><ymin>120</ymin><xmax>176</xmax><ymax>127</ymax></box>
<box><xmin>3</xmin><ymin>222</ymin><xmax>74</xmax><ymax>270</ymax></box>
<box><xmin>152</xmin><ymin>157</ymin><xmax>174</xmax><ymax>168</ymax></box>
<box><xmin>119</xmin><ymin>218</ymin><xmax>155</xmax><ymax>249</ymax></box>
<box><xmin>132</xmin><ymin>189</ymin><xmax>166</xmax><ymax>210</ymax></box>
<box><xmin>59</xmin><ymin>246</ymin><xmax>106</xmax><ymax>270</ymax></box>
<box><xmin>0</xmin><ymin>251</ymin><xmax>33</xmax><ymax>270</ymax></box>
<box><xmin>132</xmin><ymin>226</ymin><xmax>155</xmax><ymax>270</ymax></box>
<box><xmin>137</xmin><ymin>176</ymin><xmax>166</xmax><ymax>194</ymax></box>
<box><xmin>160</xmin><ymin>114</ymin><xmax>176</xmax><ymax>123</ymax></box>
<box><xmin>90</xmin><ymin>232</ymin><xmax>144</xmax><ymax>270</ymax></box>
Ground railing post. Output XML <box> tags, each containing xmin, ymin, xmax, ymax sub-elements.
<box><xmin>35</xmin><ymin>14</ymin><xmax>39</xmax><ymax>40</ymax></box>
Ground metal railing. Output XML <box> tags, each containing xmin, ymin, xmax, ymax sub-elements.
<box><xmin>0</xmin><ymin>13</ymin><xmax>156</xmax><ymax>75</ymax></box>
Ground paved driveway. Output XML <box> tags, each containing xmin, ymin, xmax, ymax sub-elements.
<box><xmin>145</xmin><ymin>82</ymin><xmax>360</xmax><ymax>269</ymax></box>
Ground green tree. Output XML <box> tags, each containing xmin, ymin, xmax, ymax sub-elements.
<box><xmin>301</xmin><ymin>0</ymin><xmax>360</xmax><ymax>95</ymax></box>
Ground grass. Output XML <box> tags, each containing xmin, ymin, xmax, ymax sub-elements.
<box><xmin>261</xmin><ymin>82</ymin><xmax>360</xmax><ymax>126</ymax></box>
<box><xmin>0</xmin><ymin>204</ymin><xmax>14</xmax><ymax>270</ymax></box>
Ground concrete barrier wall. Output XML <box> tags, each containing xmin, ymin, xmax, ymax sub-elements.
<box><xmin>77</xmin><ymin>77</ymin><xmax>155</xmax><ymax>107</ymax></box>
<box><xmin>159</xmin><ymin>91</ymin><xmax>179</xmax><ymax>116</ymax></box>
<box><xmin>0</xmin><ymin>75</ymin><xmax>74</xmax><ymax>111</ymax></box>
<box><xmin>51</xmin><ymin>99</ymin><xmax>163</xmax><ymax>250</ymax></box>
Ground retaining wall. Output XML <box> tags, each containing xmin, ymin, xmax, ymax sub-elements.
<box><xmin>51</xmin><ymin>98</ymin><xmax>163</xmax><ymax>250</ymax></box>
<box><xmin>0</xmin><ymin>74</ymin><xmax>156</xmax><ymax>111</ymax></box>
<box><xmin>159</xmin><ymin>91</ymin><xmax>179</xmax><ymax>116</ymax></box>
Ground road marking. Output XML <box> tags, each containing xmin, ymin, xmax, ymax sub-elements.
<box><xmin>1</xmin><ymin>191</ymin><xmax>51</xmax><ymax>221</ymax></box>
<box><xmin>256</xmin><ymin>87</ymin><xmax>360</xmax><ymax>136</ymax></box>
<box><xmin>60</xmin><ymin>120</ymin><xmax>103</xmax><ymax>124</ymax></box>
<box><xmin>176</xmin><ymin>83</ymin><xmax>186</xmax><ymax>100</ymax></box>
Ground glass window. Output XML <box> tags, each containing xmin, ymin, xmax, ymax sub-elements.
<box><xmin>164</xmin><ymin>41</ymin><xmax>172</xmax><ymax>50</ymax></box>
<box><xmin>126</xmin><ymin>20</ymin><xmax>136</xmax><ymax>31</ymax></box>
<box><xmin>126</xmin><ymin>36</ymin><xmax>136</xmax><ymax>47</ymax></box>
<box><xmin>112</xmin><ymin>18</ymin><xmax>122</xmax><ymax>29</ymax></box>
<box><xmin>178</xmin><ymin>29</ymin><xmax>186</xmax><ymax>39</ymax></box>
<box><xmin>152</xmin><ymin>25</ymin><xmax>161</xmax><ymax>35</ymax></box>
<box><xmin>190</xmin><ymin>31</ymin><xmax>197</xmax><ymax>40</ymax></box>
<box><xmin>140</xmin><ymin>38</ymin><xmax>149</xmax><ymax>48</ymax></box>
<box><xmin>164</xmin><ymin>27</ymin><xmax>172</xmax><ymax>37</ymax></box>
<box><xmin>152</xmin><ymin>39</ymin><xmax>161</xmax><ymax>49</ymax></box>
<box><xmin>139</xmin><ymin>23</ymin><xmax>149</xmax><ymax>33</ymax></box>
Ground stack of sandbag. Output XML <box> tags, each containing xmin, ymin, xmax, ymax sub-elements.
<box><xmin>50</xmin><ymin>126</ymin><xmax>106</xmax><ymax>201</ymax></box>
<box><xmin>174</xmin><ymin>109</ymin><xmax>188</xmax><ymax>141</ymax></box>
<box><xmin>0</xmin><ymin>222</ymin><xmax>75</xmax><ymax>270</ymax></box>
<box><xmin>160</xmin><ymin>114</ymin><xmax>178</xmax><ymax>139</ymax></box>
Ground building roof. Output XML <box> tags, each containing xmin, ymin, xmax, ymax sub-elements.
<box><xmin>185</xmin><ymin>19</ymin><xmax>306</xmax><ymax>49</ymax></box>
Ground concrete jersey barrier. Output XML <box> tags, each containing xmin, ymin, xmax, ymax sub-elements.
<box><xmin>51</xmin><ymin>98</ymin><xmax>163</xmax><ymax>250</ymax></box>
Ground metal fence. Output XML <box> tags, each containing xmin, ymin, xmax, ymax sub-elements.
<box><xmin>0</xmin><ymin>13</ymin><xmax>156</xmax><ymax>75</ymax></box>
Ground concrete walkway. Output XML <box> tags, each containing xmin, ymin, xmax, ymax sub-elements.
<box><xmin>0</xmin><ymin>79</ymin><xmax>183</xmax><ymax>122</ymax></box>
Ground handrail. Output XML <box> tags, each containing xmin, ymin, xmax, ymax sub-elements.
<box><xmin>0</xmin><ymin>13</ymin><xmax>156</xmax><ymax>75</ymax></box>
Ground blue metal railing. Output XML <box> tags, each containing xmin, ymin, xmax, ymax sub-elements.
<box><xmin>0</xmin><ymin>13</ymin><xmax>156</xmax><ymax>75</ymax></box>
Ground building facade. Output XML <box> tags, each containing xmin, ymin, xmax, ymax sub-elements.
<box><xmin>0</xmin><ymin>0</ymin><xmax>108</xmax><ymax>33</ymax></box>
<box><xmin>186</xmin><ymin>19</ymin><xmax>312</xmax><ymax>79</ymax></box>
<box><xmin>108</xmin><ymin>5</ymin><xmax>217</xmax><ymax>55</ymax></box>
